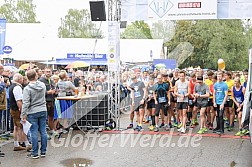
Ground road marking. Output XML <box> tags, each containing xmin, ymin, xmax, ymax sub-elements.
<box><xmin>102</xmin><ymin>130</ymin><xmax>250</xmax><ymax>140</ymax></box>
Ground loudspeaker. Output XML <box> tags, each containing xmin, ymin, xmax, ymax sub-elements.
<box><xmin>120</xmin><ymin>21</ymin><xmax>127</xmax><ymax>28</ymax></box>
<box><xmin>89</xmin><ymin>1</ymin><xmax>106</xmax><ymax>21</ymax></box>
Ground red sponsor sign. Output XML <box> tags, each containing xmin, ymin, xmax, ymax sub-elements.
<box><xmin>178</xmin><ymin>2</ymin><xmax>201</xmax><ymax>8</ymax></box>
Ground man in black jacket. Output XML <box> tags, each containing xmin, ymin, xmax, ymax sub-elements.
<box><xmin>39</xmin><ymin>68</ymin><xmax>56</xmax><ymax>138</ymax></box>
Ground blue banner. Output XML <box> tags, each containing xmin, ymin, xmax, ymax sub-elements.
<box><xmin>153</xmin><ymin>59</ymin><xmax>177</xmax><ymax>70</ymax></box>
<box><xmin>67</xmin><ymin>53</ymin><xmax>107</xmax><ymax>60</ymax></box>
<box><xmin>56</xmin><ymin>58</ymin><xmax>107</xmax><ymax>66</ymax></box>
<box><xmin>0</xmin><ymin>19</ymin><xmax>6</xmax><ymax>55</ymax></box>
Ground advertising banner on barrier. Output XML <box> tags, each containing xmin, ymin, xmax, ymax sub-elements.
<box><xmin>0</xmin><ymin>19</ymin><xmax>6</xmax><ymax>55</ymax></box>
<box><xmin>148</xmin><ymin>0</ymin><xmax>217</xmax><ymax>20</ymax></box>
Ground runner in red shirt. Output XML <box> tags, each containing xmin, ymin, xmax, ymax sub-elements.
<box><xmin>188</xmin><ymin>73</ymin><xmax>198</xmax><ymax>127</ymax></box>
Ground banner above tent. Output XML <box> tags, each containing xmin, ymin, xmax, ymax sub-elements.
<box><xmin>121</xmin><ymin>0</ymin><xmax>252</xmax><ymax>21</ymax></box>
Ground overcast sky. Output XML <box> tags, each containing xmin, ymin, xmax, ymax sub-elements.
<box><xmin>0</xmin><ymin>0</ymin><xmax>109</xmax><ymax>37</ymax></box>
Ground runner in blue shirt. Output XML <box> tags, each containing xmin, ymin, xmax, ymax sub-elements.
<box><xmin>213</xmin><ymin>71</ymin><xmax>228</xmax><ymax>134</ymax></box>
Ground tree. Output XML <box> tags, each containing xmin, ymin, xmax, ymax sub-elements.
<box><xmin>166</xmin><ymin>20</ymin><xmax>248</xmax><ymax>70</ymax></box>
<box><xmin>0</xmin><ymin>0</ymin><xmax>38</xmax><ymax>23</ymax></box>
<box><xmin>121</xmin><ymin>21</ymin><xmax>152</xmax><ymax>39</ymax></box>
<box><xmin>151</xmin><ymin>20</ymin><xmax>176</xmax><ymax>42</ymax></box>
<box><xmin>58</xmin><ymin>9</ymin><xmax>103</xmax><ymax>38</ymax></box>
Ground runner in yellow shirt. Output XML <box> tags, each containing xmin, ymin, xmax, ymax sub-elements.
<box><xmin>205</xmin><ymin>71</ymin><xmax>214</xmax><ymax>129</ymax></box>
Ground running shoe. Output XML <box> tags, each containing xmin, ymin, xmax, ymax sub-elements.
<box><xmin>206</xmin><ymin>123</ymin><xmax>210</xmax><ymax>128</ymax></box>
<box><xmin>40</xmin><ymin>153</ymin><xmax>46</xmax><ymax>158</ymax></box>
<box><xmin>127</xmin><ymin>124</ymin><xmax>133</xmax><ymax>129</ymax></box>
<box><xmin>235</xmin><ymin>131</ymin><xmax>243</xmax><ymax>136</ymax></box>
<box><xmin>169</xmin><ymin>123</ymin><xmax>173</xmax><ymax>128</ymax></box>
<box><xmin>137</xmin><ymin>126</ymin><xmax>143</xmax><ymax>132</ymax></box>
<box><xmin>225</xmin><ymin>120</ymin><xmax>230</xmax><ymax>126</ymax></box>
<box><xmin>134</xmin><ymin>125</ymin><xmax>139</xmax><ymax>130</ymax></box>
<box><xmin>172</xmin><ymin>122</ymin><xmax>178</xmax><ymax>127</ymax></box>
<box><xmin>197</xmin><ymin>129</ymin><xmax>205</xmax><ymax>134</ymax></box>
<box><xmin>178</xmin><ymin>123</ymin><xmax>183</xmax><ymax>129</ymax></box>
<box><xmin>227</xmin><ymin>126</ymin><xmax>233</xmax><ymax>132</ymax></box>
<box><xmin>148</xmin><ymin>125</ymin><xmax>154</xmax><ymax>131</ymax></box>
<box><xmin>213</xmin><ymin>128</ymin><xmax>220</xmax><ymax>133</ymax></box>
<box><xmin>159</xmin><ymin>123</ymin><xmax>165</xmax><ymax>128</ymax></box>
<box><xmin>154</xmin><ymin>127</ymin><xmax>159</xmax><ymax>132</ymax></box>
<box><xmin>216</xmin><ymin>130</ymin><xmax>224</xmax><ymax>135</ymax></box>
<box><xmin>190</xmin><ymin>124</ymin><xmax>196</xmax><ymax>128</ymax></box>
<box><xmin>186</xmin><ymin>121</ymin><xmax>191</xmax><ymax>126</ymax></box>
<box><xmin>164</xmin><ymin>125</ymin><xmax>170</xmax><ymax>131</ymax></box>
<box><xmin>181</xmin><ymin>127</ymin><xmax>186</xmax><ymax>133</ymax></box>
<box><xmin>209</xmin><ymin>124</ymin><xmax>213</xmax><ymax>130</ymax></box>
<box><xmin>47</xmin><ymin>134</ymin><xmax>51</xmax><ymax>140</ymax></box>
<box><xmin>242</xmin><ymin>129</ymin><xmax>249</xmax><ymax>135</ymax></box>
<box><xmin>203</xmin><ymin>127</ymin><xmax>208</xmax><ymax>132</ymax></box>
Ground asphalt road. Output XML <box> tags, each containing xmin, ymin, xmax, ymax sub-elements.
<box><xmin>1</xmin><ymin>115</ymin><xmax>252</xmax><ymax>167</ymax></box>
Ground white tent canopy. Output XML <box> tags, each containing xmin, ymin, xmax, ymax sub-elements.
<box><xmin>4</xmin><ymin>23</ymin><xmax>163</xmax><ymax>62</ymax></box>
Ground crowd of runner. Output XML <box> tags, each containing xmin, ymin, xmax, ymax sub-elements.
<box><xmin>121</xmin><ymin>68</ymin><xmax>250</xmax><ymax>136</ymax></box>
<box><xmin>0</xmin><ymin>64</ymin><xmax>250</xmax><ymax>158</ymax></box>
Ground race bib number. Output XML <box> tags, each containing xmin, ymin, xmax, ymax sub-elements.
<box><xmin>134</xmin><ymin>91</ymin><xmax>141</xmax><ymax>98</ymax></box>
<box><xmin>227</xmin><ymin>96</ymin><xmax>231</xmax><ymax>101</ymax></box>
<box><xmin>235</xmin><ymin>97</ymin><xmax>242</xmax><ymax>103</ymax></box>
<box><xmin>189</xmin><ymin>99</ymin><xmax>193</xmax><ymax>105</ymax></box>
<box><xmin>158</xmin><ymin>97</ymin><xmax>167</xmax><ymax>103</ymax></box>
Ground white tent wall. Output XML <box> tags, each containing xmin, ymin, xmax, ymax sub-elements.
<box><xmin>4</xmin><ymin>23</ymin><xmax>164</xmax><ymax>62</ymax></box>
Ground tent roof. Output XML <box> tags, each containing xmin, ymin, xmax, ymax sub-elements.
<box><xmin>4</xmin><ymin>23</ymin><xmax>163</xmax><ymax>62</ymax></box>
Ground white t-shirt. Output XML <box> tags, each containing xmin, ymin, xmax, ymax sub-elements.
<box><xmin>13</xmin><ymin>85</ymin><xmax>23</xmax><ymax>101</ymax></box>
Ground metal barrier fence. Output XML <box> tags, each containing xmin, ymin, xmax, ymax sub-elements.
<box><xmin>0</xmin><ymin>110</ymin><xmax>8</xmax><ymax>135</ymax></box>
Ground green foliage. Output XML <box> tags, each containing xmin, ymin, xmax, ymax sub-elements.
<box><xmin>151</xmin><ymin>20</ymin><xmax>176</xmax><ymax>42</ymax></box>
<box><xmin>166</xmin><ymin>20</ymin><xmax>249</xmax><ymax>71</ymax></box>
<box><xmin>0</xmin><ymin>0</ymin><xmax>38</xmax><ymax>23</ymax></box>
<box><xmin>58</xmin><ymin>9</ymin><xmax>104</xmax><ymax>38</ymax></box>
<box><xmin>121</xmin><ymin>20</ymin><xmax>152</xmax><ymax>39</ymax></box>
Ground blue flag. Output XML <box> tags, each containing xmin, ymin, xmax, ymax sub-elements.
<box><xmin>0</xmin><ymin>19</ymin><xmax>6</xmax><ymax>55</ymax></box>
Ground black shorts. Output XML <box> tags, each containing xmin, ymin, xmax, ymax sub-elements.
<box><xmin>224</xmin><ymin>98</ymin><xmax>233</xmax><ymax>108</ymax></box>
<box><xmin>170</xmin><ymin>92</ymin><xmax>177</xmax><ymax>103</ymax></box>
<box><xmin>147</xmin><ymin>99</ymin><xmax>155</xmax><ymax>109</ymax></box>
<box><xmin>46</xmin><ymin>101</ymin><xmax>54</xmax><ymax>117</ymax></box>
<box><xmin>177</xmin><ymin>102</ymin><xmax>188</xmax><ymax>110</ymax></box>
<box><xmin>155</xmin><ymin>103</ymin><xmax>169</xmax><ymax>116</ymax></box>
<box><xmin>134</xmin><ymin>101</ymin><xmax>145</xmax><ymax>112</ymax></box>
<box><xmin>234</xmin><ymin>104</ymin><xmax>243</xmax><ymax>113</ymax></box>
<box><xmin>196</xmin><ymin>102</ymin><xmax>208</xmax><ymax>109</ymax></box>
<box><xmin>188</xmin><ymin>98</ymin><xmax>196</xmax><ymax>108</ymax></box>
<box><xmin>207</xmin><ymin>99</ymin><xmax>213</xmax><ymax>107</ymax></box>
